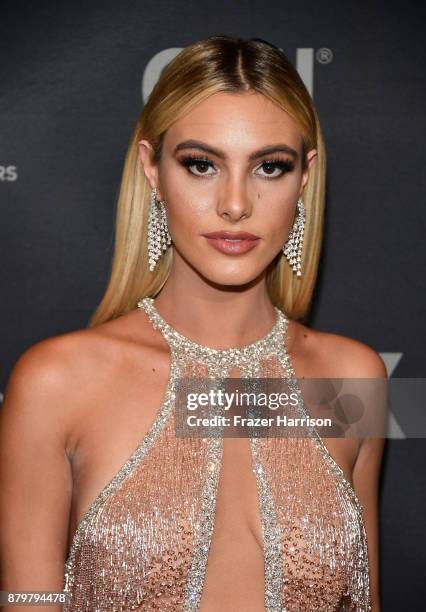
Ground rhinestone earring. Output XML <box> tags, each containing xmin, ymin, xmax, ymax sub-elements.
<box><xmin>282</xmin><ymin>199</ymin><xmax>305</xmax><ymax>277</ymax></box>
<box><xmin>147</xmin><ymin>187</ymin><xmax>172</xmax><ymax>272</ymax></box>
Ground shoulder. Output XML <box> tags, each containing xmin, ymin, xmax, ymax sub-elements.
<box><xmin>5</xmin><ymin>307</ymin><xmax>152</xmax><ymax>389</ymax></box>
<box><xmin>1</xmin><ymin>328</ymin><xmax>103</xmax><ymax>450</ymax></box>
<box><xmin>5</xmin><ymin>324</ymin><xmax>111</xmax><ymax>399</ymax></box>
<box><xmin>287</xmin><ymin>319</ymin><xmax>387</xmax><ymax>379</ymax></box>
<box><xmin>1</xmin><ymin>308</ymin><xmax>152</xmax><ymax>452</ymax></box>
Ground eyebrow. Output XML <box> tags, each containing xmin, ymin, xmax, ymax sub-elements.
<box><xmin>173</xmin><ymin>139</ymin><xmax>299</xmax><ymax>161</ymax></box>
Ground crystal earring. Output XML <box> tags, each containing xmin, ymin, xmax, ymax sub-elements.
<box><xmin>147</xmin><ymin>187</ymin><xmax>172</xmax><ymax>272</ymax></box>
<box><xmin>282</xmin><ymin>199</ymin><xmax>305</xmax><ymax>277</ymax></box>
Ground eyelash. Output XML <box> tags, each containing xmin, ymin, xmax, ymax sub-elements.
<box><xmin>179</xmin><ymin>155</ymin><xmax>295</xmax><ymax>179</ymax></box>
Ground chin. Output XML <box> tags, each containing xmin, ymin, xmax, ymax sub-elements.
<box><xmin>195</xmin><ymin>262</ymin><xmax>267</xmax><ymax>288</ymax></box>
<box><xmin>174</xmin><ymin>245</ymin><xmax>272</xmax><ymax>285</ymax></box>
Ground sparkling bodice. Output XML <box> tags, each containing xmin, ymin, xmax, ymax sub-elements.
<box><xmin>63</xmin><ymin>297</ymin><xmax>371</xmax><ymax>611</ymax></box>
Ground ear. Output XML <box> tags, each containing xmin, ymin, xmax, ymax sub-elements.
<box><xmin>138</xmin><ymin>139</ymin><xmax>162</xmax><ymax>198</ymax></box>
<box><xmin>299</xmin><ymin>148</ymin><xmax>317</xmax><ymax>196</ymax></box>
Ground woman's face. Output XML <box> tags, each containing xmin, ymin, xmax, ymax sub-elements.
<box><xmin>139</xmin><ymin>91</ymin><xmax>317</xmax><ymax>286</ymax></box>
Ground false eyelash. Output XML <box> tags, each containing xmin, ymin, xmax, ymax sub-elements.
<box><xmin>180</xmin><ymin>155</ymin><xmax>212</xmax><ymax>167</ymax></box>
<box><xmin>261</xmin><ymin>158</ymin><xmax>295</xmax><ymax>172</ymax></box>
<box><xmin>179</xmin><ymin>155</ymin><xmax>295</xmax><ymax>176</ymax></box>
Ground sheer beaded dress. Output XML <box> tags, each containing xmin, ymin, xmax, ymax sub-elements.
<box><xmin>63</xmin><ymin>297</ymin><xmax>371</xmax><ymax>611</ymax></box>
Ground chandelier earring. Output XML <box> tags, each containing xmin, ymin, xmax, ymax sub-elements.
<box><xmin>282</xmin><ymin>199</ymin><xmax>305</xmax><ymax>278</ymax></box>
<box><xmin>147</xmin><ymin>187</ymin><xmax>172</xmax><ymax>272</ymax></box>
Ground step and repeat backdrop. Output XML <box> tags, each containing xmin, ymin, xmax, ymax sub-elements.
<box><xmin>1</xmin><ymin>1</ymin><xmax>425</xmax><ymax>609</ymax></box>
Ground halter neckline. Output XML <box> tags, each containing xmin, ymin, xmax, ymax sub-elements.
<box><xmin>137</xmin><ymin>296</ymin><xmax>288</xmax><ymax>364</ymax></box>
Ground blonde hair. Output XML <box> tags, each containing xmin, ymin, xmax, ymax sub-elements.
<box><xmin>89</xmin><ymin>35</ymin><xmax>326</xmax><ymax>327</ymax></box>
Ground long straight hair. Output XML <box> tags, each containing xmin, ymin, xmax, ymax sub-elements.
<box><xmin>89</xmin><ymin>36</ymin><xmax>326</xmax><ymax>327</ymax></box>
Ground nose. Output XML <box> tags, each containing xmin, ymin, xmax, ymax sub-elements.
<box><xmin>216</xmin><ymin>173</ymin><xmax>253</xmax><ymax>221</ymax></box>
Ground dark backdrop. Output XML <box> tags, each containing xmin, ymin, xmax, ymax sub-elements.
<box><xmin>1</xmin><ymin>1</ymin><xmax>425</xmax><ymax>609</ymax></box>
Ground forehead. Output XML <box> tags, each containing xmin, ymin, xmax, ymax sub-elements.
<box><xmin>163</xmin><ymin>91</ymin><xmax>303</xmax><ymax>151</ymax></box>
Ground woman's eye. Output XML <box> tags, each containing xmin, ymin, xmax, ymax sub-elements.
<box><xmin>179</xmin><ymin>156</ymin><xmax>295</xmax><ymax>179</ymax></box>
<box><xmin>256</xmin><ymin>159</ymin><xmax>295</xmax><ymax>179</ymax></box>
<box><xmin>180</xmin><ymin>156</ymin><xmax>216</xmax><ymax>177</ymax></box>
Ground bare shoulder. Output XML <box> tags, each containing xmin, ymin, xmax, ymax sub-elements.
<box><xmin>4</xmin><ymin>319</ymin><xmax>117</xmax><ymax>401</ymax></box>
<box><xmin>1</xmin><ymin>308</ymin><xmax>153</xmax><ymax>453</ymax></box>
<box><xmin>287</xmin><ymin>319</ymin><xmax>387</xmax><ymax>379</ymax></box>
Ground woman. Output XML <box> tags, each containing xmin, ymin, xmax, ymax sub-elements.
<box><xmin>0</xmin><ymin>36</ymin><xmax>386</xmax><ymax>611</ymax></box>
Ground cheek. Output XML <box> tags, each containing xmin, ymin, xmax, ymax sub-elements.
<box><xmin>165</xmin><ymin>195</ymin><xmax>210</xmax><ymax>238</ymax></box>
<box><xmin>262</xmin><ymin>196</ymin><xmax>298</xmax><ymax>242</ymax></box>
<box><xmin>164</xmin><ymin>186</ymin><xmax>216</xmax><ymax>230</ymax></box>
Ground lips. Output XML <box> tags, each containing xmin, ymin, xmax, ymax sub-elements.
<box><xmin>203</xmin><ymin>231</ymin><xmax>260</xmax><ymax>240</ymax></box>
<box><xmin>202</xmin><ymin>231</ymin><xmax>260</xmax><ymax>255</ymax></box>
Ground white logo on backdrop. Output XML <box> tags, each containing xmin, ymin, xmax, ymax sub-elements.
<box><xmin>142</xmin><ymin>47</ymin><xmax>322</xmax><ymax>103</ymax></box>
<box><xmin>0</xmin><ymin>166</ymin><xmax>18</xmax><ymax>181</ymax></box>
<box><xmin>316</xmin><ymin>47</ymin><xmax>333</xmax><ymax>64</ymax></box>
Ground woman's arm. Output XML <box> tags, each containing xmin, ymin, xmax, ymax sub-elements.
<box><xmin>313</xmin><ymin>331</ymin><xmax>387</xmax><ymax>611</ymax></box>
<box><xmin>353</xmin><ymin>434</ymin><xmax>385</xmax><ymax>611</ymax></box>
<box><xmin>350</xmin><ymin>346</ymin><xmax>387</xmax><ymax>612</ymax></box>
<box><xmin>0</xmin><ymin>340</ymin><xmax>74</xmax><ymax>611</ymax></box>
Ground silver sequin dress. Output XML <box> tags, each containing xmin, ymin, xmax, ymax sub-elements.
<box><xmin>63</xmin><ymin>297</ymin><xmax>372</xmax><ymax>611</ymax></box>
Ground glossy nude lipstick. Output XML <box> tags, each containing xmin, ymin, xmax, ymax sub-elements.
<box><xmin>202</xmin><ymin>231</ymin><xmax>260</xmax><ymax>255</ymax></box>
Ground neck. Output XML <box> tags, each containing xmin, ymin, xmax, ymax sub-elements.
<box><xmin>153</xmin><ymin>267</ymin><xmax>277</xmax><ymax>350</ymax></box>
